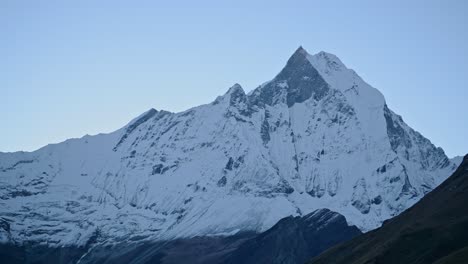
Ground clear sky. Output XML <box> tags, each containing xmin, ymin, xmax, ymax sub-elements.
<box><xmin>1</xmin><ymin>0</ymin><xmax>467</xmax><ymax>157</ymax></box>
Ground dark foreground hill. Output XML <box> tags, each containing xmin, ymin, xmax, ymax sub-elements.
<box><xmin>221</xmin><ymin>208</ymin><xmax>361</xmax><ymax>264</ymax></box>
<box><xmin>0</xmin><ymin>209</ymin><xmax>360</xmax><ymax>264</ymax></box>
<box><xmin>309</xmin><ymin>154</ymin><xmax>468</xmax><ymax>264</ymax></box>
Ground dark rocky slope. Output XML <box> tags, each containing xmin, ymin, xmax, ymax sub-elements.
<box><xmin>222</xmin><ymin>208</ymin><xmax>361</xmax><ymax>264</ymax></box>
<box><xmin>0</xmin><ymin>209</ymin><xmax>359</xmax><ymax>264</ymax></box>
<box><xmin>309</xmin><ymin>154</ymin><xmax>468</xmax><ymax>264</ymax></box>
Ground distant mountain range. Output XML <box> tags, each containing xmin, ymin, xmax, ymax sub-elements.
<box><xmin>0</xmin><ymin>47</ymin><xmax>461</xmax><ymax>263</ymax></box>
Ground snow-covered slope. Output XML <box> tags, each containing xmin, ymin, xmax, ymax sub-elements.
<box><xmin>0</xmin><ymin>47</ymin><xmax>458</xmax><ymax>248</ymax></box>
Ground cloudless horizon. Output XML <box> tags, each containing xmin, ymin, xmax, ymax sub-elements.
<box><xmin>2</xmin><ymin>0</ymin><xmax>467</xmax><ymax>157</ymax></box>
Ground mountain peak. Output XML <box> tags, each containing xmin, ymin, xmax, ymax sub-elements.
<box><xmin>287</xmin><ymin>46</ymin><xmax>311</xmax><ymax>64</ymax></box>
<box><xmin>310</xmin><ymin>51</ymin><xmax>346</xmax><ymax>70</ymax></box>
<box><xmin>224</xmin><ymin>83</ymin><xmax>245</xmax><ymax>97</ymax></box>
<box><xmin>283</xmin><ymin>46</ymin><xmax>313</xmax><ymax>71</ymax></box>
<box><xmin>248</xmin><ymin>46</ymin><xmax>330</xmax><ymax>108</ymax></box>
<box><xmin>293</xmin><ymin>45</ymin><xmax>309</xmax><ymax>56</ymax></box>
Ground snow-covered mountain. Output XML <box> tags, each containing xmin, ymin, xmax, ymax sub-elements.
<box><xmin>0</xmin><ymin>47</ymin><xmax>459</xmax><ymax>248</ymax></box>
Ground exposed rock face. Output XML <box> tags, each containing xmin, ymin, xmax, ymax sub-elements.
<box><xmin>0</xmin><ymin>47</ymin><xmax>458</xmax><ymax>250</ymax></box>
<box><xmin>250</xmin><ymin>46</ymin><xmax>330</xmax><ymax>108</ymax></box>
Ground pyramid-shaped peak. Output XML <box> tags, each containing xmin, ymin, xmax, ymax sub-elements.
<box><xmin>283</xmin><ymin>46</ymin><xmax>313</xmax><ymax>68</ymax></box>
<box><xmin>291</xmin><ymin>46</ymin><xmax>310</xmax><ymax>58</ymax></box>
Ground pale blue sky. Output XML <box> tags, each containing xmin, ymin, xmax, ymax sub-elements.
<box><xmin>1</xmin><ymin>0</ymin><xmax>467</xmax><ymax>157</ymax></box>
